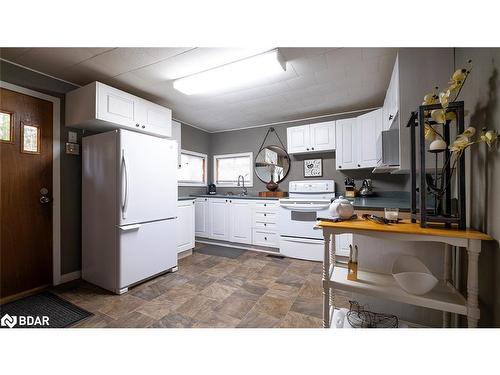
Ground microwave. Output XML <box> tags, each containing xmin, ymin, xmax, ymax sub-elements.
<box><xmin>374</xmin><ymin>129</ymin><xmax>399</xmax><ymax>172</ymax></box>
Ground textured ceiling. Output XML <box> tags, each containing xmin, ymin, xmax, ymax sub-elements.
<box><xmin>0</xmin><ymin>47</ymin><xmax>397</xmax><ymax>132</ymax></box>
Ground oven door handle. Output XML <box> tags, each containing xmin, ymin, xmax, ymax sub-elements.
<box><xmin>279</xmin><ymin>203</ymin><xmax>330</xmax><ymax>212</ymax></box>
<box><xmin>281</xmin><ymin>237</ymin><xmax>324</xmax><ymax>244</ymax></box>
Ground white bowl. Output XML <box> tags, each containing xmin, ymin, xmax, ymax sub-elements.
<box><xmin>393</xmin><ymin>272</ymin><xmax>438</xmax><ymax>295</ymax></box>
<box><xmin>392</xmin><ymin>256</ymin><xmax>438</xmax><ymax>295</ymax></box>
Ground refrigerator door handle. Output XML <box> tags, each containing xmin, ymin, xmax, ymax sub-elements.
<box><xmin>121</xmin><ymin>149</ymin><xmax>129</xmax><ymax>220</ymax></box>
<box><xmin>119</xmin><ymin>224</ymin><xmax>141</xmax><ymax>231</ymax></box>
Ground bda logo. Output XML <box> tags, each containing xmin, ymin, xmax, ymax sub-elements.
<box><xmin>1</xmin><ymin>313</ymin><xmax>17</xmax><ymax>328</ymax></box>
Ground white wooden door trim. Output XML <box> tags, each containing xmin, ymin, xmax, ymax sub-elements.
<box><xmin>0</xmin><ymin>80</ymin><xmax>62</xmax><ymax>286</ymax></box>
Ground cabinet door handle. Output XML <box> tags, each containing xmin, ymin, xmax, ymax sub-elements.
<box><xmin>264</xmin><ymin>203</ymin><xmax>267</xmax><ymax>207</ymax></box>
<box><xmin>135</xmin><ymin>123</ymin><xmax>140</xmax><ymax>127</ymax></box>
<box><xmin>339</xmin><ymin>166</ymin><xmax>342</xmax><ymax>169</ymax></box>
<box><xmin>311</xmin><ymin>147</ymin><xmax>315</xmax><ymax>150</ymax></box>
<box><xmin>142</xmin><ymin>125</ymin><xmax>146</xmax><ymax>129</ymax></box>
<box><xmin>306</xmin><ymin>148</ymin><xmax>309</xmax><ymax>151</ymax></box>
<box><xmin>264</xmin><ymin>213</ymin><xmax>267</xmax><ymax>216</ymax></box>
<box><xmin>264</xmin><ymin>237</ymin><xmax>267</xmax><ymax>240</ymax></box>
<box><xmin>264</xmin><ymin>223</ymin><xmax>267</xmax><ymax>226</ymax></box>
<box><xmin>230</xmin><ymin>200</ymin><xmax>232</xmax><ymax>203</ymax></box>
<box><xmin>357</xmin><ymin>164</ymin><xmax>361</xmax><ymax>167</ymax></box>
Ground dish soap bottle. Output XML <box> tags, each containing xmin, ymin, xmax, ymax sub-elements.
<box><xmin>347</xmin><ymin>245</ymin><xmax>358</xmax><ymax>281</ymax></box>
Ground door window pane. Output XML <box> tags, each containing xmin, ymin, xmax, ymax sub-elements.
<box><xmin>0</xmin><ymin>111</ymin><xmax>13</xmax><ymax>143</ymax></box>
<box><xmin>21</xmin><ymin>123</ymin><xmax>40</xmax><ymax>154</ymax></box>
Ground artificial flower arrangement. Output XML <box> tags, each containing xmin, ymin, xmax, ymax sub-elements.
<box><xmin>421</xmin><ymin>60</ymin><xmax>498</xmax><ymax>198</ymax></box>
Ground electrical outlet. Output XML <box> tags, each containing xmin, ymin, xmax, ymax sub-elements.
<box><xmin>66</xmin><ymin>143</ymin><xmax>80</xmax><ymax>155</ymax></box>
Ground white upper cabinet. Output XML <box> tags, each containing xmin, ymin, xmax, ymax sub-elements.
<box><xmin>310</xmin><ymin>121</ymin><xmax>336</xmax><ymax>152</ymax></box>
<box><xmin>171</xmin><ymin>120</ymin><xmax>182</xmax><ymax>168</ymax></box>
<box><xmin>287</xmin><ymin>121</ymin><xmax>335</xmax><ymax>154</ymax></box>
<box><xmin>382</xmin><ymin>56</ymin><xmax>400</xmax><ymax>131</ymax></box>
<box><xmin>336</xmin><ymin>109</ymin><xmax>383</xmax><ymax>170</ymax></box>
<box><xmin>287</xmin><ymin>125</ymin><xmax>310</xmax><ymax>153</ymax></box>
<box><xmin>228</xmin><ymin>199</ymin><xmax>252</xmax><ymax>244</ymax></box>
<box><xmin>335</xmin><ymin>118</ymin><xmax>357</xmax><ymax>170</ymax></box>
<box><xmin>194</xmin><ymin>198</ymin><xmax>210</xmax><ymax>238</ymax></box>
<box><xmin>357</xmin><ymin>108</ymin><xmax>383</xmax><ymax>168</ymax></box>
<box><xmin>66</xmin><ymin>81</ymin><xmax>172</xmax><ymax>138</ymax></box>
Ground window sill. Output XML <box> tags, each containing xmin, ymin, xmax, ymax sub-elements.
<box><xmin>178</xmin><ymin>182</ymin><xmax>207</xmax><ymax>187</ymax></box>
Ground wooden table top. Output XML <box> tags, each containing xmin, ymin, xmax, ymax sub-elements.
<box><xmin>317</xmin><ymin>218</ymin><xmax>493</xmax><ymax>241</ymax></box>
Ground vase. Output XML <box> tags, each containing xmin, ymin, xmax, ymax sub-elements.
<box><xmin>266</xmin><ymin>175</ymin><xmax>278</xmax><ymax>191</ymax></box>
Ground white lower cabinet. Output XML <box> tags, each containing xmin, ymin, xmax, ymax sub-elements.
<box><xmin>209</xmin><ymin>198</ymin><xmax>230</xmax><ymax>240</ymax></box>
<box><xmin>228</xmin><ymin>199</ymin><xmax>253</xmax><ymax>244</ymax></box>
<box><xmin>177</xmin><ymin>200</ymin><xmax>195</xmax><ymax>253</ymax></box>
<box><xmin>253</xmin><ymin>229</ymin><xmax>279</xmax><ymax>247</ymax></box>
<box><xmin>194</xmin><ymin>198</ymin><xmax>210</xmax><ymax>238</ymax></box>
<box><xmin>252</xmin><ymin>200</ymin><xmax>279</xmax><ymax>248</ymax></box>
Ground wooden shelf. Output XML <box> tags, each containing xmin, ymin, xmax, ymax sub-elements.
<box><xmin>327</xmin><ymin>267</ymin><xmax>467</xmax><ymax>315</ymax></box>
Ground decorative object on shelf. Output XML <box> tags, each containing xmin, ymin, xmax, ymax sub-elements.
<box><xmin>254</xmin><ymin>127</ymin><xmax>290</xmax><ymax>191</ymax></box>
<box><xmin>347</xmin><ymin>244</ymin><xmax>358</xmax><ymax>281</ymax></box>
<box><xmin>329</xmin><ymin>196</ymin><xmax>354</xmax><ymax>220</ymax></box>
<box><xmin>303</xmin><ymin>158</ymin><xmax>322</xmax><ymax>177</ymax></box>
<box><xmin>258</xmin><ymin>191</ymin><xmax>288</xmax><ymax>198</ymax></box>
<box><xmin>346</xmin><ymin>301</ymin><xmax>399</xmax><ymax>328</ymax></box>
<box><xmin>408</xmin><ymin>60</ymin><xmax>498</xmax><ymax>229</ymax></box>
<box><xmin>392</xmin><ymin>255</ymin><xmax>438</xmax><ymax>296</ymax></box>
<box><xmin>344</xmin><ymin>177</ymin><xmax>356</xmax><ymax>198</ymax></box>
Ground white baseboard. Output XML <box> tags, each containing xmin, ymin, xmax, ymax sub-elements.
<box><xmin>60</xmin><ymin>270</ymin><xmax>81</xmax><ymax>283</ymax></box>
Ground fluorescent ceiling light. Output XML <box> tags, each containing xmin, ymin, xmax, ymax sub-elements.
<box><xmin>173</xmin><ymin>49</ymin><xmax>286</xmax><ymax>95</ymax></box>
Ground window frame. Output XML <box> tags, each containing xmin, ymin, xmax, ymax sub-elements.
<box><xmin>0</xmin><ymin>109</ymin><xmax>15</xmax><ymax>144</ymax></box>
<box><xmin>213</xmin><ymin>152</ymin><xmax>254</xmax><ymax>188</ymax></box>
<box><xmin>178</xmin><ymin>149</ymin><xmax>208</xmax><ymax>187</ymax></box>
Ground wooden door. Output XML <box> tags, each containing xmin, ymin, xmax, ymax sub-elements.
<box><xmin>0</xmin><ymin>88</ymin><xmax>53</xmax><ymax>301</ymax></box>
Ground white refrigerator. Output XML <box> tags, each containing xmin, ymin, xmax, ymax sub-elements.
<box><xmin>82</xmin><ymin>129</ymin><xmax>178</xmax><ymax>294</ymax></box>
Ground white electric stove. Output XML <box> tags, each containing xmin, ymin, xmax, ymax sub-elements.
<box><xmin>278</xmin><ymin>180</ymin><xmax>335</xmax><ymax>261</ymax></box>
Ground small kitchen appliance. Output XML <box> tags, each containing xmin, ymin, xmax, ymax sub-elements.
<box><xmin>207</xmin><ymin>183</ymin><xmax>217</xmax><ymax>195</ymax></box>
<box><xmin>359</xmin><ymin>179</ymin><xmax>373</xmax><ymax>197</ymax></box>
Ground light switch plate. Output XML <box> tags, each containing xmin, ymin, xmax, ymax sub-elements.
<box><xmin>68</xmin><ymin>131</ymin><xmax>77</xmax><ymax>143</ymax></box>
<box><xmin>66</xmin><ymin>143</ymin><xmax>80</xmax><ymax>155</ymax></box>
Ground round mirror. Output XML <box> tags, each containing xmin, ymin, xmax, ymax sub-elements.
<box><xmin>254</xmin><ymin>145</ymin><xmax>290</xmax><ymax>184</ymax></box>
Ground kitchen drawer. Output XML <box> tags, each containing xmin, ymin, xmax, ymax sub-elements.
<box><xmin>254</xmin><ymin>221</ymin><xmax>278</xmax><ymax>230</ymax></box>
<box><xmin>253</xmin><ymin>229</ymin><xmax>279</xmax><ymax>247</ymax></box>
<box><xmin>279</xmin><ymin>236</ymin><xmax>323</xmax><ymax>262</ymax></box>
<box><xmin>254</xmin><ymin>211</ymin><xmax>277</xmax><ymax>223</ymax></box>
<box><xmin>254</xmin><ymin>201</ymin><xmax>279</xmax><ymax>211</ymax></box>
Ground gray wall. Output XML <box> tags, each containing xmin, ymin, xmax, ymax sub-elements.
<box><xmin>1</xmin><ymin>60</ymin><xmax>82</xmax><ymax>274</ymax></box>
<box><xmin>195</xmin><ymin>115</ymin><xmax>409</xmax><ymax>197</ymax></box>
<box><xmin>178</xmin><ymin>123</ymin><xmax>211</xmax><ymax>196</ymax></box>
<box><xmin>455</xmin><ymin>48</ymin><xmax>500</xmax><ymax>327</ymax></box>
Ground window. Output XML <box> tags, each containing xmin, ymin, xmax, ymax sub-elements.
<box><xmin>21</xmin><ymin>122</ymin><xmax>40</xmax><ymax>154</ymax></box>
<box><xmin>178</xmin><ymin>150</ymin><xmax>207</xmax><ymax>186</ymax></box>
<box><xmin>0</xmin><ymin>110</ymin><xmax>14</xmax><ymax>144</ymax></box>
<box><xmin>213</xmin><ymin>152</ymin><xmax>253</xmax><ymax>187</ymax></box>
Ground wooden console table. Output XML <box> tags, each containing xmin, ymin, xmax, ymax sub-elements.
<box><xmin>316</xmin><ymin>219</ymin><xmax>493</xmax><ymax>328</ymax></box>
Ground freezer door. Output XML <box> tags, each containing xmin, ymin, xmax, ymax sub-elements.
<box><xmin>118</xmin><ymin>130</ymin><xmax>177</xmax><ymax>225</ymax></box>
<box><xmin>118</xmin><ymin>219</ymin><xmax>177</xmax><ymax>289</ymax></box>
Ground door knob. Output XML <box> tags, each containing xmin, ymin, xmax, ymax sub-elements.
<box><xmin>40</xmin><ymin>196</ymin><xmax>51</xmax><ymax>204</ymax></box>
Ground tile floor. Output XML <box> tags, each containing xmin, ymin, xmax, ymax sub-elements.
<box><xmin>53</xmin><ymin>243</ymin><xmax>350</xmax><ymax>328</ymax></box>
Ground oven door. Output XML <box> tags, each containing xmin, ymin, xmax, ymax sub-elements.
<box><xmin>278</xmin><ymin>200</ymin><xmax>330</xmax><ymax>240</ymax></box>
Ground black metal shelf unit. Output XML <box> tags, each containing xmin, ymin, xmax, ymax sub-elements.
<box><xmin>408</xmin><ymin>101</ymin><xmax>466</xmax><ymax>229</ymax></box>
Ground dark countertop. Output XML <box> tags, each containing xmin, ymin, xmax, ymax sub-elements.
<box><xmin>189</xmin><ymin>194</ymin><xmax>280</xmax><ymax>201</ymax></box>
<box><xmin>178</xmin><ymin>196</ymin><xmax>196</xmax><ymax>201</ymax></box>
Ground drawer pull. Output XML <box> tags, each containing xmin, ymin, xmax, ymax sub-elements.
<box><xmin>264</xmin><ymin>237</ymin><xmax>267</xmax><ymax>240</ymax></box>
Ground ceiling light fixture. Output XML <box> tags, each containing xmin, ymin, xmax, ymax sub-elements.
<box><xmin>173</xmin><ymin>49</ymin><xmax>286</xmax><ymax>95</ymax></box>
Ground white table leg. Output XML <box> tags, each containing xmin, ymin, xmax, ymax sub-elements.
<box><xmin>442</xmin><ymin>244</ymin><xmax>452</xmax><ymax>328</ymax></box>
<box><xmin>323</xmin><ymin>232</ymin><xmax>331</xmax><ymax>328</ymax></box>
<box><xmin>466</xmin><ymin>240</ymin><xmax>481</xmax><ymax>328</ymax></box>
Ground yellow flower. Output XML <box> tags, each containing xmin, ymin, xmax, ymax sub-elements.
<box><xmin>484</xmin><ymin>130</ymin><xmax>498</xmax><ymax>148</ymax></box>
<box><xmin>431</xmin><ymin>109</ymin><xmax>446</xmax><ymax>124</ymax></box>
<box><xmin>424</xmin><ymin>123</ymin><xmax>436</xmax><ymax>141</ymax></box>
<box><xmin>439</xmin><ymin>90</ymin><xmax>451</xmax><ymax>108</ymax></box>
<box><xmin>463</xmin><ymin>126</ymin><xmax>476</xmax><ymax>138</ymax></box>
<box><xmin>422</xmin><ymin>93</ymin><xmax>438</xmax><ymax>105</ymax></box>
<box><xmin>445</xmin><ymin>111</ymin><xmax>456</xmax><ymax>121</ymax></box>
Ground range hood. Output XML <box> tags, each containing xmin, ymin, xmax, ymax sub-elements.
<box><xmin>372</xmin><ymin>128</ymin><xmax>400</xmax><ymax>174</ymax></box>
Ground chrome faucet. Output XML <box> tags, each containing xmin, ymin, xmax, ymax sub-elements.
<box><xmin>237</xmin><ymin>175</ymin><xmax>247</xmax><ymax>196</ymax></box>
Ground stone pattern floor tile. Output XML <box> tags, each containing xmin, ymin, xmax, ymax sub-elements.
<box><xmin>52</xmin><ymin>244</ymin><xmax>345</xmax><ymax>328</ymax></box>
